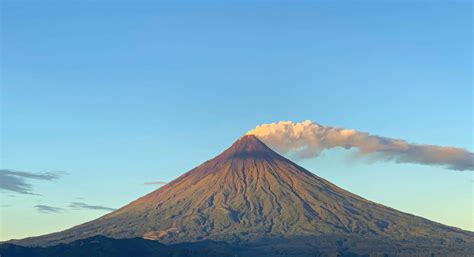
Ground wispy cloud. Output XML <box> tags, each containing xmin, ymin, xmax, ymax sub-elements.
<box><xmin>32</xmin><ymin>201</ymin><xmax>115</xmax><ymax>214</ymax></box>
<box><xmin>0</xmin><ymin>169</ymin><xmax>65</xmax><ymax>195</ymax></box>
<box><xmin>143</xmin><ymin>181</ymin><xmax>167</xmax><ymax>185</ymax></box>
<box><xmin>247</xmin><ymin>120</ymin><xmax>474</xmax><ymax>171</ymax></box>
<box><xmin>35</xmin><ymin>204</ymin><xmax>64</xmax><ymax>214</ymax></box>
<box><xmin>69</xmin><ymin>202</ymin><xmax>116</xmax><ymax>212</ymax></box>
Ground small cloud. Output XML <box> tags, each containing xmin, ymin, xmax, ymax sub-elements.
<box><xmin>69</xmin><ymin>202</ymin><xmax>115</xmax><ymax>212</ymax></box>
<box><xmin>0</xmin><ymin>204</ymin><xmax>11</xmax><ymax>208</ymax></box>
<box><xmin>0</xmin><ymin>169</ymin><xmax>65</xmax><ymax>195</ymax></box>
<box><xmin>35</xmin><ymin>204</ymin><xmax>64</xmax><ymax>214</ymax></box>
<box><xmin>143</xmin><ymin>181</ymin><xmax>167</xmax><ymax>185</ymax></box>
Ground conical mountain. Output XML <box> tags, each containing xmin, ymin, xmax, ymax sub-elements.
<box><xmin>12</xmin><ymin>135</ymin><xmax>473</xmax><ymax>251</ymax></box>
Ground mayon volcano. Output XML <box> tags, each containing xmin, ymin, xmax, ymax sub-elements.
<box><xmin>8</xmin><ymin>135</ymin><xmax>474</xmax><ymax>256</ymax></box>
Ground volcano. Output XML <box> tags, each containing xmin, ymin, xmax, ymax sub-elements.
<box><xmin>9</xmin><ymin>135</ymin><xmax>474</xmax><ymax>256</ymax></box>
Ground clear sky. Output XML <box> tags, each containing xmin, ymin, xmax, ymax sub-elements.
<box><xmin>1</xmin><ymin>0</ymin><xmax>472</xmax><ymax>241</ymax></box>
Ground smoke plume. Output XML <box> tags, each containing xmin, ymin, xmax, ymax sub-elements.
<box><xmin>246</xmin><ymin>120</ymin><xmax>473</xmax><ymax>171</ymax></box>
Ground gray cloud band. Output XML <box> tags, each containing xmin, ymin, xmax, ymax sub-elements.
<box><xmin>143</xmin><ymin>181</ymin><xmax>167</xmax><ymax>185</ymax></box>
<box><xmin>0</xmin><ymin>169</ymin><xmax>64</xmax><ymax>194</ymax></box>
<box><xmin>35</xmin><ymin>205</ymin><xmax>64</xmax><ymax>213</ymax></box>
<box><xmin>33</xmin><ymin>202</ymin><xmax>115</xmax><ymax>214</ymax></box>
<box><xmin>69</xmin><ymin>202</ymin><xmax>116</xmax><ymax>211</ymax></box>
<box><xmin>247</xmin><ymin>121</ymin><xmax>473</xmax><ymax>171</ymax></box>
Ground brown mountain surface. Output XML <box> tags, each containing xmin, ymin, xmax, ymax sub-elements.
<box><xmin>10</xmin><ymin>135</ymin><xmax>473</xmax><ymax>255</ymax></box>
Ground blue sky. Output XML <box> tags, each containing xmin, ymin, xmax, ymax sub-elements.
<box><xmin>1</xmin><ymin>0</ymin><xmax>472</xmax><ymax>240</ymax></box>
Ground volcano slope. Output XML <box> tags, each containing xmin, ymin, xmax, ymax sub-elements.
<box><xmin>8</xmin><ymin>135</ymin><xmax>474</xmax><ymax>256</ymax></box>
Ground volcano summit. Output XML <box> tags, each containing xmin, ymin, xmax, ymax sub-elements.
<box><xmin>6</xmin><ymin>135</ymin><xmax>474</xmax><ymax>256</ymax></box>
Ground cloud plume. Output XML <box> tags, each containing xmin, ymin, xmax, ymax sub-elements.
<box><xmin>69</xmin><ymin>202</ymin><xmax>116</xmax><ymax>212</ymax></box>
<box><xmin>246</xmin><ymin>120</ymin><xmax>473</xmax><ymax>171</ymax></box>
<box><xmin>0</xmin><ymin>169</ymin><xmax>64</xmax><ymax>195</ymax></box>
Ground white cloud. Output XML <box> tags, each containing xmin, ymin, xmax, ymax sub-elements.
<box><xmin>247</xmin><ymin>120</ymin><xmax>473</xmax><ymax>171</ymax></box>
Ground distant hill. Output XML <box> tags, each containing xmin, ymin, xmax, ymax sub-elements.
<box><xmin>6</xmin><ymin>135</ymin><xmax>474</xmax><ymax>256</ymax></box>
<box><xmin>2</xmin><ymin>234</ymin><xmax>473</xmax><ymax>257</ymax></box>
<box><xmin>0</xmin><ymin>235</ymin><xmax>235</xmax><ymax>257</ymax></box>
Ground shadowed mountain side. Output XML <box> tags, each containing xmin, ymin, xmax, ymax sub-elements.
<box><xmin>7</xmin><ymin>135</ymin><xmax>474</xmax><ymax>254</ymax></box>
